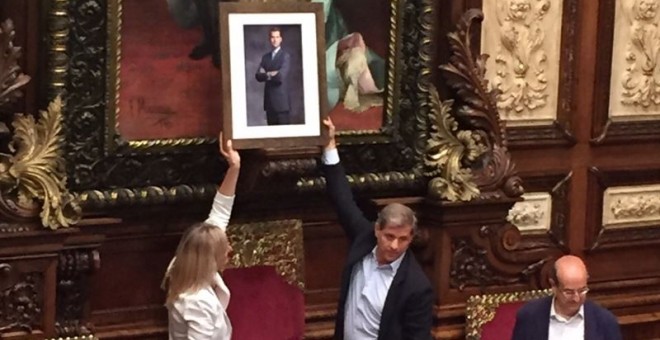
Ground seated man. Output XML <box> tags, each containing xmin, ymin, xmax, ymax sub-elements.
<box><xmin>511</xmin><ymin>255</ymin><xmax>622</xmax><ymax>340</ymax></box>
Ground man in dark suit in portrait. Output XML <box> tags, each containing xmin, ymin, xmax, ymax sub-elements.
<box><xmin>166</xmin><ymin>0</ymin><xmax>220</xmax><ymax>67</ymax></box>
<box><xmin>512</xmin><ymin>255</ymin><xmax>622</xmax><ymax>340</ymax></box>
<box><xmin>255</xmin><ymin>27</ymin><xmax>291</xmax><ymax>125</ymax></box>
<box><xmin>320</xmin><ymin>117</ymin><xmax>434</xmax><ymax>340</ymax></box>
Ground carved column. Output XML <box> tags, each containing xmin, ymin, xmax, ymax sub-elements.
<box><xmin>55</xmin><ymin>248</ymin><xmax>100</xmax><ymax>337</ymax></box>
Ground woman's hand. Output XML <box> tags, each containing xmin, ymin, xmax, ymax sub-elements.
<box><xmin>219</xmin><ymin>132</ymin><xmax>240</xmax><ymax>168</ymax></box>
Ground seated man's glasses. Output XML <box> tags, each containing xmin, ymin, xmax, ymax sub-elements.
<box><xmin>560</xmin><ymin>287</ymin><xmax>589</xmax><ymax>298</ymax></box>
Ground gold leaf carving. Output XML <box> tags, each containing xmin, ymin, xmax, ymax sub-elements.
<box><xmin>0</xmin><ymin>96</ymin><xmax>81</xmax><ymax>229</ymax></box>
<box><xmin>424</xmin><ymin>87</ymin><xmax>486</xmax><ymax>202</ymax></box>
<box><xmin>493</xmin><ymin>0</ymin><xmax>551</xmax><ymax>116</ymax></box>
<box><xmin>620</xmin><ymin>0</ymin><xmax>660</xmax><ymax>107</ymax></box>
<box><xmin>227</xmin><ymin>219</ymin><xmax>305</xmax><ymax>289</ymax></box>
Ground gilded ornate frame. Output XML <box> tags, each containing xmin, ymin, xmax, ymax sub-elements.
<box><xmin>51</xmin><ymin>0</ymin><xmax>434</xmax><ymax>209</ymax></box>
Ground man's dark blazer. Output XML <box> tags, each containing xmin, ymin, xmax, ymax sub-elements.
<box><xmin>511</xmin><ymin>296</ymin><xmax>622</xmax><ymax>340</ymax></box>
<box><xmin>323</xmin><ymin>161</ymin><xmax>433</xmax><ymax>340</ymax></box>
<box><xmin>255</xmin><ymin>48</ymin><xmax>291</xmax><ymax>113</ymax></box>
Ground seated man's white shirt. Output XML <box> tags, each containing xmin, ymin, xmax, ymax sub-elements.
<box><xmin>548</xmin><ymin>298</ymin><xmax>584</xmax><ymax>340</ymax></box>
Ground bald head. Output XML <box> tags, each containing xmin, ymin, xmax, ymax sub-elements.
<box><xmin>551</xmin><ymin>255</ymin><xmax>588</xmax><ymax>287</ymax></box>
<box><xmin>550</xmin><ymin>255</ymin><xmax>590</xmax><ymax>317</ymax></box>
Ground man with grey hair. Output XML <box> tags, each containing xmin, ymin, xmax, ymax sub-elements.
<box><xmin>321</xmin><ymin>117</ymin><xmax>433</xmax><ymax>340</ymax></box>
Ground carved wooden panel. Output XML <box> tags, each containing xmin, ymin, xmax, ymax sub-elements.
<box><xmin>56</xmin><ymin>248</ymin><xmax>100</xmax><ymax>338</ymax></box>
<box><xmin>481</xmin><ymin>0</ymin><xmax>578</xmax><ymax>147</ymax></box>
<box><xmin>593</xmin><ymin>0</ymin><xmax>660</xmax><ymax>144</ymax></box>
<box><xmin>587</xmin><ymin>166</ymin><xmax>660</xmax><ymax>251</ymax></box>
<box><xmin>0</xmin><ymin>257</ymin><xmax>56</xmax><ymax>339</ymax></box>
<box><xmin>509</xmin><ymin>172</ymin><xmax>571</xmax><ymax>252</ymax></box>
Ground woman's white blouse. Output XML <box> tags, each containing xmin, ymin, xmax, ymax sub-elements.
<box><xmin>167</xmin><ymin>192</ymin><xmax>235</xmax><ymax>340</ymax></box>
<box><xmin>168</xmin><ymin>273</ymin><xmax>232</xmax><ymax>340</ymax></box>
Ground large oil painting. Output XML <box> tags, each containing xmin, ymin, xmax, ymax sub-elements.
<box><xmin>110</xmin><ymin>0</ymin><xmax>223</xmax><ymax>141</ymax></box>
<box><xmin>313</xmin><ymin>0</ymin><xmax>395</xmax><ymax>132</ymax></box>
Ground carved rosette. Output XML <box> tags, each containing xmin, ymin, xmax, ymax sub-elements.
<box><xmin>0</xmin><ymin>264</ymin><xmax>43</xmax><ymax>334</ymax></box>
<box><xmin>55</xmin><ymin>249</ymin><xmax>99</xmax><ymax>337</ymax></box>
<box><xmin>439</xmin><ymin>9</ymin><xmax>524</xmax><ymax>201</ymax></box>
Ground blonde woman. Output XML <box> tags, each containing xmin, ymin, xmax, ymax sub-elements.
<box><xmin>165</xmin><ymin>133</ymin><xmax>240</xmax><ymax>340</ymax></box>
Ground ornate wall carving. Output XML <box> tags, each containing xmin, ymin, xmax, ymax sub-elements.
<box><xmin>602</xmin><ymin>184</ymin><xmax>660</xmax><ymax>229</ymax></box>
<box><xmin>609</xmin><ymin>0</ymin><xmax>660</xmax><ymax>120</ymax></box>
<box><xmin>439</xmin><ymin>9</ymin><xmax>524</xmax><ymax>201</ymax></box>
<box><xmin>450</xmin><ymin>238</ymin><xmax>520</xmax><ymax>290</ymax></box>
<box><xmin>56</xmin><ymin>249</ymin><xmax>99</xmax><ymax>337</ymax></box>
<box><xmin>507</xmin><ymin>192</ymin><xmax>552</xmax><ymax>234</ymax></box>
<box><xmin>482</xmin><ymin>0</ymin><xmax>563</xmax><ymax>126</ymax></box>
<box><xmin>0</xmin><ymin>265</ymin><xmax>43</xmax><ymax>334</ymax></box>
<box><xmin>0</xmin><ymin>15</ymin><xmax>81</xmax><ymax>229</ymax></box>
<box><xmin>587</xmin><ymin>167</ymin><xmax>660</xmax><ymax>250</ymax></box>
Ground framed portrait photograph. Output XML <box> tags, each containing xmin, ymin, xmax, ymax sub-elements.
<box><xmin>219</xmin><ymin>2</ymin><xmax>327</xmax><ymax>149</ymax></box>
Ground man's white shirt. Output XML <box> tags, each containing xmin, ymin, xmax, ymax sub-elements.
<box><xmin>548</xmin><ymin>298</ymin><xmax>585</xmax><ymax>340</ymax></box>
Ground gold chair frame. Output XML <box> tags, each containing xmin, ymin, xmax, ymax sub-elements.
<box><xmin>465</xmin><ymin>289</ymin><xmax>552</xmax><ymax>340</ymax></box>
<box><xmin>226</xmin><ymin>219</ymin><xmax>305</xmax><ymax>289</ymax></box>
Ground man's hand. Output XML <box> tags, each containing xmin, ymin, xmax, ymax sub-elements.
<box><xmin>266</xmin><ymin>71</ymin><xmax>279</xmax><ymax>77</ymax></box>
<box><xmin>219</xmin><ymin>132</ymin><xmax>240</xmax><ymax>168</ymax></box>
<box><xmin>323</xmin><ymin>117</ymin><xmax>336</xmax><ymax>151</ymax></box>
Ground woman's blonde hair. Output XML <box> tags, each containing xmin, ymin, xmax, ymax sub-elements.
<box><xmin>165</xmin><ymin>223</ymin><xmax>229</xmax><ymax>305</ymax></box>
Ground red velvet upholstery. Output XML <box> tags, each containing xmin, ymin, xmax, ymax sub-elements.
<box><xmin>480</xmin><ymin>301</ymin><xmax>526</xmax><ymax>340</ymax></box>
<box><xmin>465</xmin><ymin>289</ymin><xmax>552</xmax><ymax>340</ymax></box>
<box><xmin>223</xmin><ymin>265</ymin><xmax>305</xmax><ymax>340</ymax></box>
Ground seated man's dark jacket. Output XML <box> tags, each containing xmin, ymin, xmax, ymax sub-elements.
<box><xmin>511</xmin><ymin>295</ymin><xmax>622</xmax><ymax>340</ymax></box>
<box><xmin>323</xmin><ymin>161</ymin><xmax>433</xmax><ymax>340</ymax></box>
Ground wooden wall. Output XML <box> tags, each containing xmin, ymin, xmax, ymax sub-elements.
<box><xmin>1</xmin><ymin>0</ymin><xmax>660</xmax><ymax>339</ymax></box>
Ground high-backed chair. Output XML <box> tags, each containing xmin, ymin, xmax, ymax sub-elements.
<box><xmin>465</xmin><ymin>289</ymin><xmax>553</xmax><ymax>340</ymax></box>
<box><xmin>223</xmin><ymin>219</ymin><xmax>305</xmax><ymax>340</ymax></box>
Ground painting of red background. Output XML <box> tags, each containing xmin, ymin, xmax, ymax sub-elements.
<box><xmin>117</xmin><ymin>0</ymin><xmax>222</xmax><ymax>141</ymax></box>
